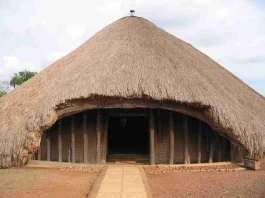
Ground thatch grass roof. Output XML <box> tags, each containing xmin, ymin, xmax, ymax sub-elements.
<box><xmin>0</xmin><ymin>16</ymin><xmax>265</xmax><ymax>168</ymax></box>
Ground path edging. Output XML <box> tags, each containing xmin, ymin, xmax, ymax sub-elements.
<box><xmin>139</xmin><ymin>166</ymin><xmax>153</xmax><ymax>198</ymax></box>
<box><xmin>87</xmin><ymin>166</ymin><xmax>107</xmax><ymax>198</ymax></box>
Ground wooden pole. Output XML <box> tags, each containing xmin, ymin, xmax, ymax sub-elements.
<box><xmin>218</xmin><ymin>136</ymin><xmax>222</xmax><ymax>162</ymax></box>
<box><xmin>149</xmin><ymin>109</ymin><xmax>155</xmax><ymax>165</ymax></box>
<box><xmin>37</xmin><ymin>146</ymin><xmax>41</xmax><ymax>160</ymax></box>
<box><xmin>32</xmin><ymin>153</ymin><xmax>35</xmax><ymax>160</ymax></box>
<box><xmin>198</xmin><ymin>120</ymin><xmax>202</xmax><ymax>163</ymax></box>
<box><xmin>103</xmin><ymin>116</ymin><xmax>109</xmax><ymax>163</ymax></box>
<box><xmin>58</xmin><ymin>120</ymin><xmax>62</xmax><ymax>162</ymax></box>
<box><xmin>230</xmin><ymin>141</ymin><xmax>233</xmax><ymax>162</ymax></box>
<box><xmin>208</xmin><ymin>132</ymin><xmax>216</xmax><ymax>163</ymax></box>
<box><xmin>156</xmin><ymin>110</ymin><xmax>161</xmax><ymax>162</ymax></box>
<box><xmin>222</xmin><ymin>137</ymin><xmax>227</xmax><ymax>161</ymax></box>
<box><xmin>225</xmin><ymin>139</ymin><xmax>229</xmax><ymax>161</ymax></box>
<box><xmin>169</xmin><ymin>111</ymin><xmax>174</xmax><ymax>164</ymax></box>
<box><xmin>96</xmin><ymin>110</ymin><xmax>101</xmax><ymax>164</ymax></box>
<box><xmin>46</xmin><ymin>129</ymin><xmax>50</xmax><ymax>161</ymax></box>
<box><xmin>184</xmin><ymin>115</ymin><xmax>190</xmax><ymax>164</ymax></box>
<box><xmin>157</xmin><ymin>109</ymin><xmax>162</xmax><ymax>143</ymax></box>
<box><xmin>68</xmin><ymin>130</ymin><xmax>71</xmax><ymax>163</ymax></box>
<box><xmin>83</xmin><ymin>113</ymin><xmax>88</xmax><ymax>164</ymax></box>
<box><xmin>206</xmin><ymin>126</ymin><xmax>209</xmax><ymax>158</ymax></box>
<box><xmin>71</xmin><ymin>116</ymin><xmax>75</xmax><ymax>163</ymax></box>
<box><xmin>68</xmin><ymin>148</ymin><xmax>71</xmax><ymax>163</ymax></box>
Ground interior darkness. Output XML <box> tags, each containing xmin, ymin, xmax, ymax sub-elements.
<box><xmin>108</xmin><ymin>116</ymin><xmax>149</xmax><ymax>155</ymax></box>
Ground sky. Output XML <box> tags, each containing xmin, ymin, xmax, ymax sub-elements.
<box><xmin>0</xmin><ymin>0</ymin><xmax>264</xmax><ymax>96</ymax></box>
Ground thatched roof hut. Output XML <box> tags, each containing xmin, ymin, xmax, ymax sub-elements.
<box><xmin>0</xmin><ymin>16</ymin><xmax>265</xmax><ymax>168</ymax></box>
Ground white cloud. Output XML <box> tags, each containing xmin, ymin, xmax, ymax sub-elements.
<box><xmin>3</xmin><ymin>56</ymin><xmax>20</xmax><ymax>70</ymax></box>
<box><xmin>51</xmin><ymin>52</ymin><xmax>66</xmax><ymax>60</ymax></box>
<box><xmin>0</xmin><ymin>57</ymin><xmax>21</xmax><ymax>80</ymax></box>
<box><xmin>65</xmin><ymin>24</ymin><xmax>87</xmax><ymax>38</ymax></box>
<box><xmin>0</xmin><ymin>56</ymin><xmax>42</xmax><ymax>81</ymax></box>
<box><xmin>216</xmin><ymin>8</ymin><xmax>230</xmax><ymax>18</ymax></box>
<box><xmin>40</xmin><ymin>51</ymin><xmax>67</xmax><ymax>67</ymax></box>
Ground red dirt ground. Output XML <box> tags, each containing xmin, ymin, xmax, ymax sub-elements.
<box><xmin>0</xmin><ymin>167</ymin><xmax>101</xmax><ymax>198</ymax></box>
<box><xmin>145</xmin><ymin>163</ymin><xmax>265</xmax><ymax>198</ymax></box>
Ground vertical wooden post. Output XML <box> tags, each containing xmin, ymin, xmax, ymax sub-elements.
<box><xmin>184</xmin><ymin>115</ymin><xmax>190</xmax><ymax>164</ymax></box>
<box><xmin>218</xmin><ymin>136</ymin><xmax>222</xmax><ymax>162</ymax></box>
<box><xmin>230</xmin><ymin>141</ymin><xmax>233</xmax><ymax>162</ymax></box>
<box><xmin>96</xmin><ymin>110</ymin><xmax>101</xmax><ymax>164</ymax></box>
<box><xmin>46</xmin><ymin>129</ymin><xmax>50</xmax><ymax>161</ymax></box>
<box><xmin>83</xmin><ymin>113</ymin><xmax>88</xmax><ymax>164</ymax></box>
<box><xmin>206</xmin><ymin>126</ymin><xmax>210</xmax><ymax>158</ymax></box>
<box><xmin>169</xmin><ymin>112</ymin><xmax>174</xmax><ymax>164</ymax></box>
<box><xmin>225</xmin><ymin>139</ymin><xmax>229</xmax><ymax>161</ymax></box>
<box><xmin>223</xmin><ymin>137</ymin><xmax>227</xmax><ymax>161</ymax></box>
<box><xmin>68</xmin><ymin>148</ymin><xmax>71</xmax><ymax>163</ymax></box>
<box><xmin>32</xmin><ymin>153</ymin><xmax>35</xmax><ymax>160</ymax></box>
<box><xmin>197</xmin><ymin>120</ymin><xmax>202</xmax><ymax>163</ymax></box>
<box><xmin>71</xmin><ymin>116</ymin><xmax>75</xmax><ymax>163</ymax></box>
<box><xmin>68</xmin><ymin>130</ymin><xmax>71</xmax><ymax>163</ymax></box>
<box><xmin>156</xmin><ymin>110</ymin><xmax>161</xmax><ymax>162</ymax></box>
<box><xmin>58</xmin><ymin>120</ymin><xmax>62</xmax><ymax>162</ymax></box>
<box><xmin>157</xmin><ymin>109</ymin><xmax>162</xmax><ymax>143</ymax></box>
<box><xmin>103</xmin><ymin>116</ymin><xmax>109</xmax><ymax>163</ymax></box>
<box><xmin>37</xmin><ymin>146</ymin><xmax>41</xmax><ymax>160</ymax></box>
<box><xmin>208</xmin><ymin>132</ymin><xmax>216</xmax><ymax>163</ymax></box>
<box><xmin>149</xmin><ymin>109</ymin><xmax>155</xmax><ymax>165</ymax></box>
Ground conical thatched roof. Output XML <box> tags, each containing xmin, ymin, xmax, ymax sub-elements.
<box><xmin>0</xmin><ymin>16</ymin><xmax>265</xmax><ymax>168</ymax></box>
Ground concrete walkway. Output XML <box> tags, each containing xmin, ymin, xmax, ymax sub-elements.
<box><xmin>96</xmin><ymin>166</ymin><xmax>148</xmax><ymax>198</ymax></box>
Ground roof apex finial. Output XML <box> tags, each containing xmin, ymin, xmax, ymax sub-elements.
<box><xmin>130</xmin><ymin>10</ymin><xmax>135</xmax><ymax>16</ymax></box>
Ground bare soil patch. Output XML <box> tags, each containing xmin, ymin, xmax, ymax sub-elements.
<box><xmin>0</xmin><ymin>166</ymin><xmax>102</xmax><ymax>198</ymax></box>
<box><xmin>145</xmin><ymin>162</ymin><xmax>265</xmax><ymax>198</ymax></box>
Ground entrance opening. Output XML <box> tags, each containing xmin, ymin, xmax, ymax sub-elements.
<box><xmin>107</xmin><ymin>116</ymin><xmax>149</xmax><ymax>162</ymax></box>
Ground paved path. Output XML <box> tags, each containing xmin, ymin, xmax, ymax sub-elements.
<box><xmin>96</xmin><ymin>166</ymin><xmax>148</xmax><ymax>198</ymax></box>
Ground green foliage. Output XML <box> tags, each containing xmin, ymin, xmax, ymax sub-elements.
<box><xmin>10</xmin><ymin>70</ymin><xmax>37</xmax><ymax>88</ymax></box>
<box><xmin>0</xmin><ymin>81</ymin><xmax>10</xmax><ymax>97</ymax></box>
<box><xmin>0</xmin><ymin>91</ymin><xmax>6</xmax><ymax>98</ymax></box>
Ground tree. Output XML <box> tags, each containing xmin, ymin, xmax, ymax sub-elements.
<box><xmin>10</xmin><ymin>70</ymin><xmax>37</xmax><ymax>88</ymax></box>
<box><xmin>0</xmin><ymin>91</ymin><xmax>5</xmax><ymax>97</ymax></box>
<box><xmin>0</xmin><ymin>81</ymin><xmax>11</xmax><ymax>98</ymax></box>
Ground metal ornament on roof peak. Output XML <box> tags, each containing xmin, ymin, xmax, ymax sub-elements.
<box><xmin>130</xmin><ymin>10</ymin><xmax>135</xmax><ymax>16</ymax></box>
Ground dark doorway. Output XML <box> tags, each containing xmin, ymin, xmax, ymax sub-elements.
<box><xmin>107</xmin><ymin>116</ymin><xmax>149</xmax><ymax>155</ymax></box>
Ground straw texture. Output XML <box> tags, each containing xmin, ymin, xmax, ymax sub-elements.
<box><xmin>0</xmin><ymin>16</ymin><xmax>265</xmax><ymax>167</ymax></box>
